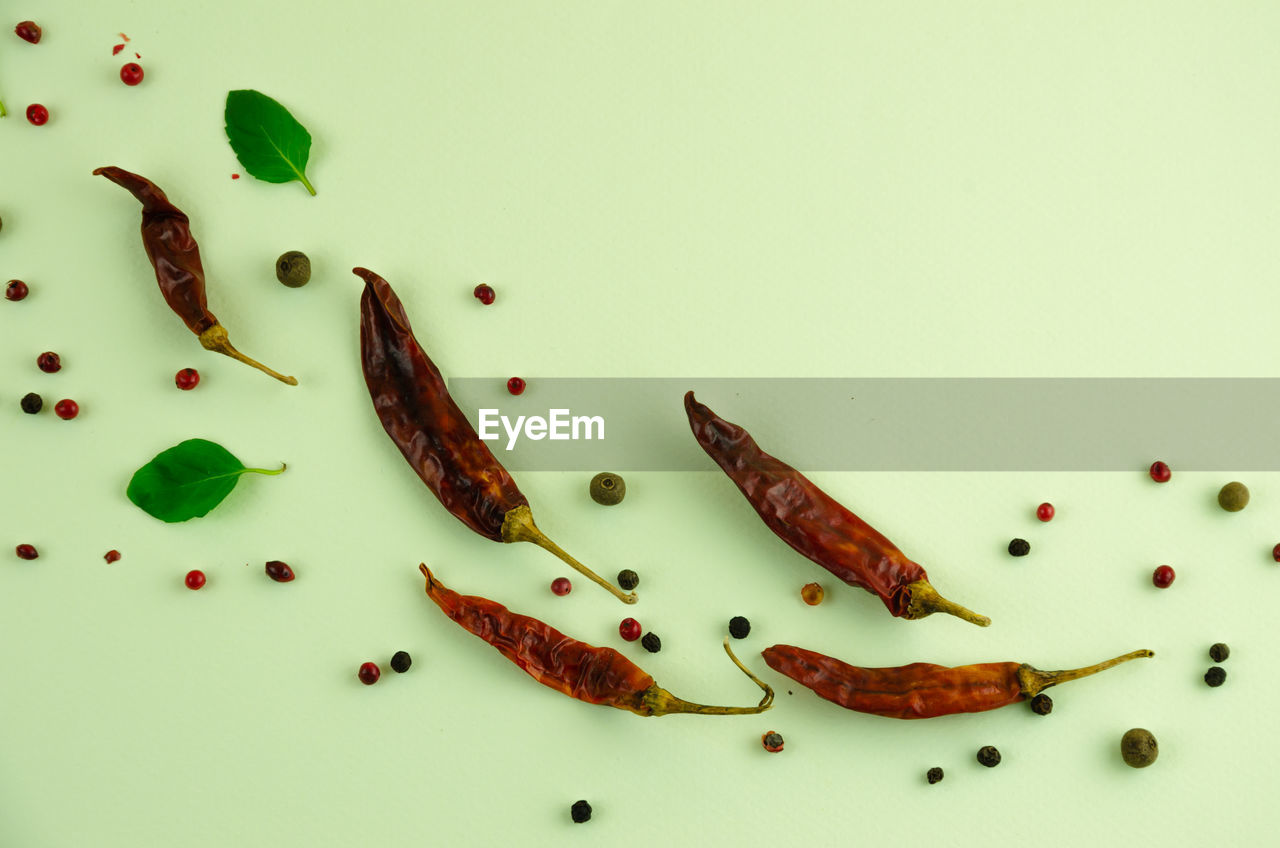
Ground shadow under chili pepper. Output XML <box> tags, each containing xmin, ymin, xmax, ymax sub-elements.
<box><xmin>421</xmin><ymin>565</ymin><xmax>773</xmax><ymax>716</ymax></box>
<box><xmin>357</xmin><ymin>266</ymin><xmax>635</xmax><ymax>604</ymax></box>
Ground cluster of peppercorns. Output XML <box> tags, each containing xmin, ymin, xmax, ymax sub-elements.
<box><xmin>1005</xmin><ymin>501</ymin><xmax>1052</xmax><ymax>559</ymax></box>
<box><xmin>183</xmin><ymin>561</ymin><xmax>299</xmax><ymax>591</ymax></box>
<box><xmin>11</xmin><ymin>340</ymin><xmax>81</xmax><ymax>419</ymax></box>
<box><xmin>358</xmin><ymin>651</ymin><xmax>413</xmax><ymax>685</ymax></box>
<box><xmin>924</xmin><ymin>745</ymin><xmax>1002</xmax><ymax>785</ymax></box>
<box><xmin>1204</xmin><ymin>642</ymin><xmax>1229</xmax><ymax>688</ymax></box>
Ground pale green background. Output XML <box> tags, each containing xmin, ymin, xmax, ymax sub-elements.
<box><xmin>2</xmin><ymin>3</ymin><xmax>1276</xmax><ymax>846</ymax></box>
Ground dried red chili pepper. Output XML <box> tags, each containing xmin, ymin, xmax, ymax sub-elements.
<box><xmin>762</xmin><ymin>644</ymin><xmax>1152</xmax><ymax>719</ymax></box>
<box><xmin>421</xmin><ymin>565</ymin><xmax>773</xmax><ymax>715</ymax></box>
<box><xmin>684</xmin><ymin>392</ymin><xmax>987</xmax><ymax>625</ymax></box>
<box><xmin>358</xmin><ymin>267</ymin><xmax>633</xmax><ymax>603</ymax></box>
<box><xmin>94</xmin><ymin>166</ymin><xmax>297</xmax><ymax>385</ymax></box>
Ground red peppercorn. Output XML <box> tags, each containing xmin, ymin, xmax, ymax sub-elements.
<box><xmin>1149</xmin><ymin>461</ymin><xmax>1171</xmax><ymax>483</ymax></box>
<box><xmin>761</xmin><ymin>731</ymin><xmax>785</xmax><ymax>753</ymax></box>
<box><xmin>1152</xmin><ymin>564</ymin><xmax>1175</xmax><ymax>589</ymax></box>
<box><xmin>37</xmin><ymin>351</ymin><xmax>61</xmax><ymax>373</ymax></box>
<box><xmin>618</xmin><ymin>617</ymin><xmax>642</xmax><ymax>641</ymax></box>
<box><xmin>175</xmin><ymin>368</ymin><xmax>200</xmax><ymax>390</ymax></box>
<box><xmin>551</xmin><ymin>577</ymin><xmax>572</xmax><ymax>596</ymax></box>
<box><xmin>185</xmin><ymin>569</ymin><xmax>207</xmax><ymax>590</ymax></box>
<box><xmin>104</xmin><ymin>550</ymin><xmax>121</xmax><ymax>564</ymax></box>
<box><xmin>5</xmin><ymin>280</ymin><xmax>28</xmax><ymax>301</ymax></box>
<box><xmin>358</xmin><ymin>661</ymin><xmax>381</xmax><ymax>685</ymax></box>
<box><xmin>1036</xmin><ymin>502</ymin><xmax>1055</xmax><ymax>522</ymax></box>
<box><xmin>473</xmin><ymin>284</ymin><xmax>496</xmax><ymax>305</ymax></box>
<box><xmin>507</xmin><ymin>376</ymin><xmax>526</xmax><ymax>396</ymax></box>
<box><xmin>53</xmin><ymin>399</ymin><xmax>79</xmax><ymax>419</ymax></box>
<box><xmin>26</xmin><ymin>104</ymin><xmax>48</xmax><ymax>125</ymax></box>
<box><xmin>15</xmin><ymin>21</ymin><xmax>41</xmax><ymax>43</ymax></box>
<box><xmin>120</xmin><ymin>62</ymin><xmax>144</xmax><ymax>86</ymax></box>
<box><xmin>15</xmin><ymin>544</ymin><xmax>39</xmax><ymax>560</ymax></box>
<box><xmin>264</xmin><ymin>560</ymin><xmax>295</xmax><ymax>582</ymax></box>
<box><xmin>1272</xmin><ymin>543</ymin><xmax>1280</xmax><ymax>563</ymax></box>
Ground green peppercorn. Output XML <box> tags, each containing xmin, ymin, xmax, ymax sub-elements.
<box><xmin>728</xmin><ymin>616</ymin><xmax>751</xmax><ymax>639</ymax></box>
<box><xmin>1218</xmin><ymin>481</ymin><xmax>1249</xmax><ymax>512</ymax></box>
<box><xmin>589</xmin><ymin>472</ymin><xmax>625</xmax><ymax>505</ymax></box>
<box><xmin>640</xmin><ymin>632</ymin><xmax>661</xmax><ymax>653</ymax></box>
<box><xmin>1030</xmin><ymin>693</ymin><xmax>1053</xmax><ymax>715</ymax></box>
<box><xmin>1204</xmin><ymin>666</ymin><xmax>1227</xmax><ymax>687</ymax></box>
<box><xmin>570</xmin><ymin>800</ymin><xmax>592</xmax><ymax>823</ymax></box>
<box><xmin>976</xmin><ymin>746</ymin><xmax>1001</xmax><ymax>768</ymax></box>
<box><xmin>1120</xmin><ymin>728</ymin><xmax>1158</xmax><ymax>768</ymax></box>
<box><xmin>1209</xmin><ymin>643</ymin><xmax>1230</xmax><ymax>663</ymax></box>
<box><xmin>275</xmin><ymin>250</ymin><xmax>311</xmax><ymax>287</ymax></box>
<box><xmin>1008</xmin><ymin>538</ymin><xmax>1030</xmax><ymax>557</ymax></box>
<box><xmin>616</xmin><ymin>569</ymin><xmax>639</xmax><ymax>590</ymax></box>
<box><xmin>926</xmin><ymin>767</ymin><xmax>944</xmax><ymax>785</ymax></box>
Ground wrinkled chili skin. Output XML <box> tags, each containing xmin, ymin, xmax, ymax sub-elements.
<box><xmin>763</xmin><ymin>644</ymin><xmax>1024</xmax><ymax>719</ymax></box>
<box><xmin>358</xmin><ymin>268</ymin><xmax>529</xmax><ymax>541</ymax></box>
<box><xmin>423</xmin><ymin>567</ymin><xmax>653</xmax><ymax>712</ymax></box>
<box><xmin>93</xmin><ymin>167</ymin><xmax>217</xmax><ymax>335</ymax></box>
<box><xmin>685</xmin><ymin>392</ymin><xmax>925</xmax><ymax>617</ymax></box>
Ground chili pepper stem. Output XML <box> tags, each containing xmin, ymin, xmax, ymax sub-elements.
<box><xmin>1018</xmin><ymin>649</ymin><xmax>1154</xmax><ymax>698</ymax></box>
<box><xmin>641</xmin><ymin>638</ymin><xmax>775</xmax><ymax>716</ymax></box>
<box><xmin>904</xmin><ymin>580</ymin><xmax>990</xmax><ymax>627</ymax></box>
<box><xmin>500</xmin><ymin>505</ymin><xmax>638</xmax><ymax>604</ymax></box>
<box><xmin>199</xmin><ymin>323</ymin><xmax>298</xmax><ymax>385</ymax></box>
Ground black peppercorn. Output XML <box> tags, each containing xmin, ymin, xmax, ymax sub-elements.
<box><xmin>1209</xmin><ymin>643</ymin><xmax>1230</xmax><ymax>663</ymax></box>
<box><xmin>390</xmin><ymin>651</ymin><xmax>412</xmax><ymax>673</ymax></box>
<box><xmin>926</xmin><ymin>767</ymin><xmax>944</xmax><ymax>785</ymax></box>
<box><xmin>20</xmin><ymin>392</ymin><xmax>42</xmax><ymax>414</ymax></box>
<box><xmin>275</xmin><ymin>250</ymin><xmax>311</xmax><ymax>287</ymax></box>
<box><xmin>570</xmin><ymin>800</ymin><xmax>592</xmax><ymax>824</ymax></box>
<box><xmin>1204</xmin><ymin>666</ymin><xmax>1226</xmax><ymax>687</ymax></box>
<box><xmin>1120</xmin><ymin>728</ymin><xmax>1158</xmax><ymax>768</ymax></box>
<box><xmin>728</xmin><ymin>616</ymin><xmax>751</xmax><ymax>639</ymax></box>
<box><xmin>640</xmin><ymin>632</ymin><xmax>661</xmax><ymax>653</ymax></box>
<box><xmin>589</xmin><ymin>472</ymin><xmax>625</xmax><ymax>505</ymax></box>
<box><xmin>1030</xmin><ymin>693</ymin><xmax>1053</xmax><ymax>715</ymax></box>
<box><xmin>1008</xmin><ymin>538</ymin><xmax>1030</xmax><ymax>557</ymax></box>
<box><xmin>616</xmin><ymin>569</ymin><xmax>639</xmax><ymax>591</ymax></box>
<box><xmin>976</xmin><ymin>746</ymin><xmax>1001</xmax><ymax>768</ymax></box>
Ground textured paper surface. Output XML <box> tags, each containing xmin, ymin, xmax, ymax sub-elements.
<box><xmin>1</xmin><ymin>3</ymin><xmax>1275</xmax><ymax>846</ymax></box>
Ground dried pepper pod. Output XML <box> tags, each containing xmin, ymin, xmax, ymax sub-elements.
<box><xmin>762</xmin><ymin>644</ymin><xmax>1152</xmax><ymax>720</ymax></box>
<box><xmin>421</xmin><ymin>565</ymin><xmax>773</xmax><ymax>716</ymax></box>
<box><xmin>359</xmin><ymin>267</ymin><xmax>633</xmax><ymax>603</ymax></box>
<box><xmin>685</xmin><ymin>392</ymin><xmax>987</xmax><ymax>625</ymax></box>
<box><xmin>94</xmin><ymin>166</ymin><xmax>297</xmax><ymax>385</ymax></box>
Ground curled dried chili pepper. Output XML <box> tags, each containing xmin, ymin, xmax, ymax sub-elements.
<box><xmin>94</xmin><ymin>166</ymin><xmax>297</xmax><ymax>385</ymax></box>
<box><xmin>684</xmin><ymin>392</ymin><xmax>987</xmax><ymax>625</ymax></box>
<box><xmin>421</xmin><ymin>565</ymin><xmax>773</xmax><ymax>716</ymax></box>
<box><xmin>358</xmin><ymin>267</ymin><xmax>634</xmax><ymax>603</ymax></box>
<box><xmin>762</xmin><ymin>644</ymin><xmax>1152</xmax><ymax>719</ymax></box>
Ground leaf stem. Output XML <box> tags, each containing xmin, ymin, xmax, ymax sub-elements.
<box><xmin>0</xmin><ymin>96</ymin><xmax>7</xmax><ymax>118</ymax></box>
<box><xmin>299</xmin><ymin>173</ymin><xmax>316</xmax><ymax>196</ymax></box>
<box><xmin>244</xmin><ymin>463</ymin><xmax>287</xmax><ymax>476</ymax></box>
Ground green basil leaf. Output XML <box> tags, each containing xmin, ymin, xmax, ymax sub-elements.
<box><xmin>224</xmin><ymin>89</ymin><xmax>317</xmax><ymax>195</ymax></box>
<box><xmin>127</xmin><ymin>438</ymin><xmax>285</xmax><ymax>523</ymax></box>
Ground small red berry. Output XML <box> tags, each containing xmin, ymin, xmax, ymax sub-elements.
<box><xmin>26</xmin><ymin>104</ymin><xmax>48</xmax><ymax>125</ymax></box>
<box><xmin>1272</xmin><ymin>543</ymin><xmax>1280</xmax><ymax>563</ymax></box>
<box><xmin>175</xmin><ymin>368</ymin><xmax>200</xmax><ymax>390</ymax></box>
<box><xmin>185</xmin><ymin>569</ymin><xmax>207</xmax><ymax>590</ymax></box>
<box><xmin>551</xmin><ymin>577</ymin><xmax>572</xmax><ymax>596</ymax></box>
<box><xmin>53</xmin><ymin>399</ymin><xmax>79</xmax><ymax>419</ymax></box>
<box><xmin>473</xmin><ymin>283</ymin><xmax>496</xmax><ymax>305</ymax></box>
<box><xmin>1036</xmin><ymin>502</ymin><xmax>1055</xmax><ymax>522</ymax></box>
<box><xmin>358</xmin><ymin>661</ymin><xmax>381</xmax><ymax>685</ymax></box>
<box><xmin>15</xmin><ymin>21</ymin><xmax>41</xmax><ymax>44</ymax></box>
<box><xmin>37</xmin><ymin>351</ymin><xmax>61</xmax><ymax>373</ymax></box>
<box><xmin>762</xmin><ymin>731</ymin><xmax>785</xmax><ymax>753</ymax></box>
<box><xmin>104</xmin><ymin>550</ymin><xmax>121</xmax><ymax>564</ymax></box>
<box><xmin>265</xmin><ymin>560</ymin><xmax>295</xmax><ymax>582</ymax></box>
<box><xmin>1152</xmin><ymin>564</ymin><xmax>1175</xmax><ymax>589</ymax></box>
<box><xmin>120</xmin><ymin>62</ymin><xmax>144</xmax><ymax>86</ymax></box>
<box><xmin>15</xmin><ymin>544</ymin><xmax>39</xmax><ymax>560</ymax></box>
<box><xmin>1148</xmin><ymin>461</ymin><xmax>1171</xmax><ymax>483</ymax></box>
<box><xmin>507</xmin><ymin>376</ymin><xmax>526</xmax><ymax>396</ymax></box>
<box><xmin>619</xmin><ymin>617</ymin><xmax>642</xmax><ymax>641</ymax></box>
<box><xmin>5</xmin><ymin>280</ymin><xmax>29</xmax><ymax>301</ymax></box>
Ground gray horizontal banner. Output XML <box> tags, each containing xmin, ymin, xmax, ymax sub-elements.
<box><xmin>446</xmin><ymin>378</ymin><xmax>1275</xmax><ymax>472</ymax></box>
